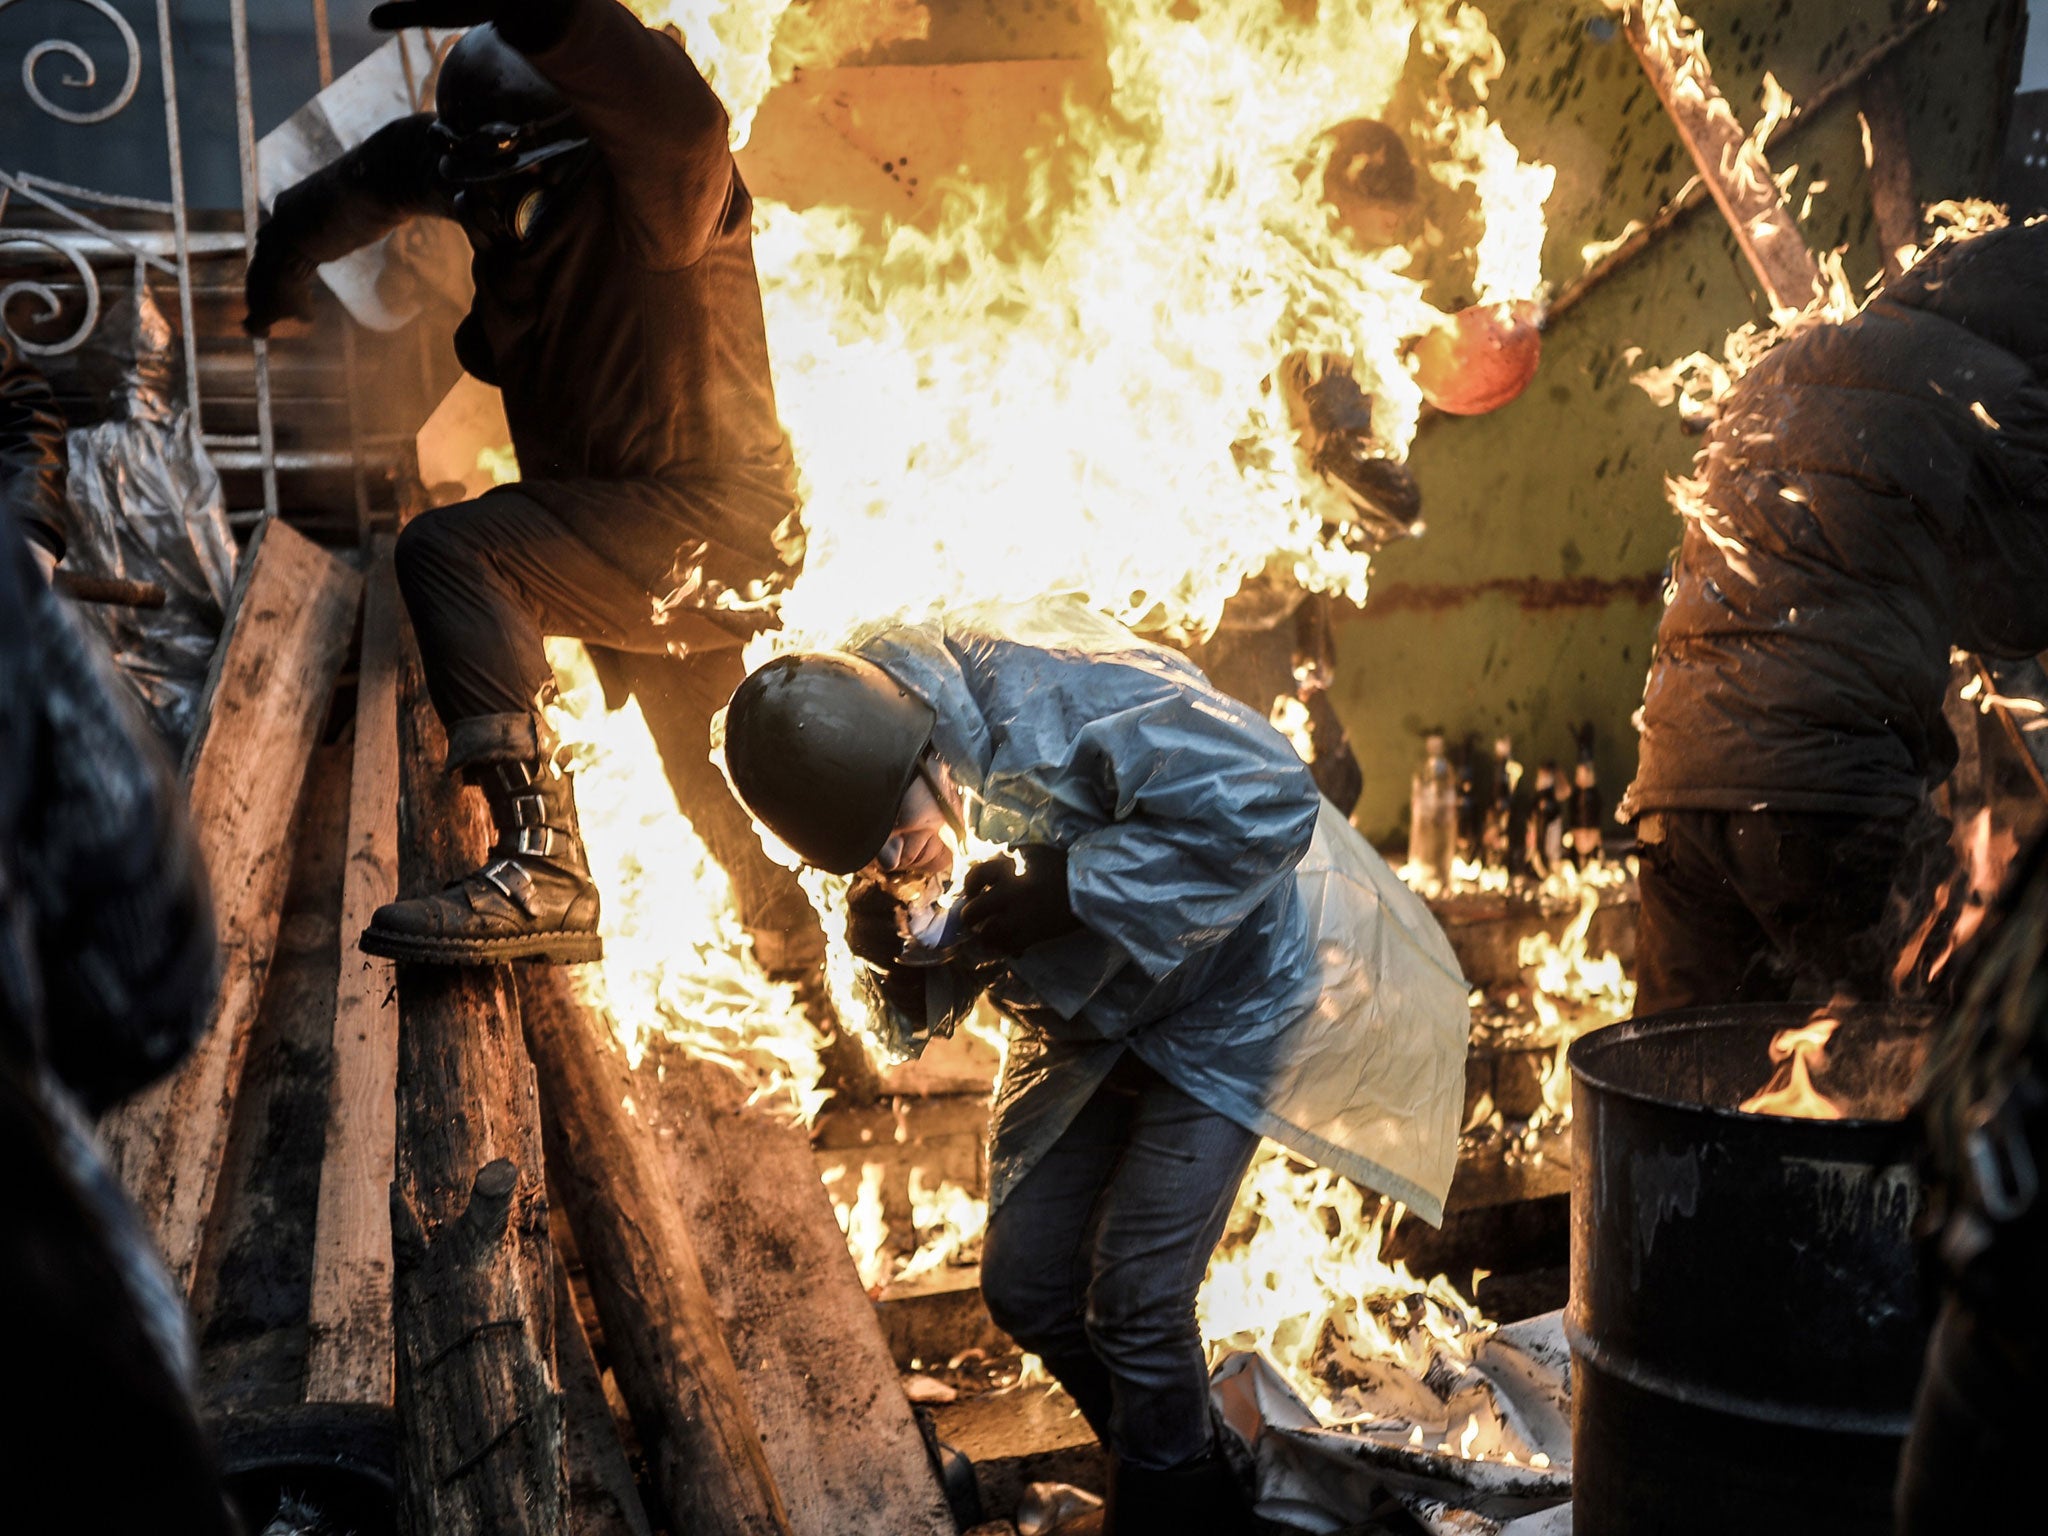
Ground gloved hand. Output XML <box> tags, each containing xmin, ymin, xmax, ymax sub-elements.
<box><xmin>958</xmin><ymin>845</ymin><xmax>1080</xmax><ymax>956</ymax></box>
<box><xmin>242</xmin><ymin>219</ymin><xmax>320</xmax><ymax>337</ymax></box>
<box><xmin>368</xmin><ymin>1</ymin><xmax>503</xmax><ymax>29</ymax></box>
<box><xmin>844</xmin><ymin>878</ymin><xmax>907</xmax><ymax>967</ymax></box>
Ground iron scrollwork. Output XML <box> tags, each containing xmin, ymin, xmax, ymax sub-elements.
<box><xmin>0</xmin><ymin>231</ymin><xmax>98</xmax><ymax>355</ymax></box>
<box><xmin>0</xmin><ymin>0</ymin><xmax>150</xmax><ymax>351</ymax></box>
<box><xmin>0</xmin><ymin>0</ymin><xmax>142</xmax><ymax>125</ymax></box>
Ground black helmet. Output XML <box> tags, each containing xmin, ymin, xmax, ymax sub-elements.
<box><xmin>434</xmin><ymin>25</ymin><xmax>589</xmax><ymax>183</ymax></box>
<box><xmin>724</xmin><ymin>653</ymin><xmax>937</xmax><ymax>875</ymax></box>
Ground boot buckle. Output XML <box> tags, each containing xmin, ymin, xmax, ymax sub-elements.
<box><xmin>510</xmin><ymin>826</ymin><xmax>558</xmax><ymax>858</ymax></box>
<box><xmin>478</xmin><ymin>857</ymin><xmax>541</xmax><ymax>917</ymax></box>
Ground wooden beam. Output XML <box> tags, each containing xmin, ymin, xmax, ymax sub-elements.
<box><xmin>553</xmin><ymin>1250</ymin><xmax>655</xmax><ymax>1536</ymax></box>
<box><xmin>100</xmin><ymin>518</ymin><xmax>362</xmax><ymax>1296</ymax></box>
<box><xmin>1549</xmin><ymin>1</ymin><xmax>1944</xmax><ymax>324</ymax></box>
<box><xmin>1619</xmin><ymin>0</ymin><xmax>1822</xmax><ymax>314</ymax></box>
<box><xmin>389</xmin><ymin>611</ymin><xmax>565</xmax><ymax>1534</ymax></box>
<box><xmin>648</xmin><ymin>1050</ymin><xmax>958</xmax><ymax>1536</ymax></box>
<box><xmin>306</xmin><ymin>540</ymin><xmax>403</xmax><ymax>1404</ymax></box>
<box><xmin>517</xmin><ymin>967</ymin><xmax>794</xmax><ymax>1536</ymax></box>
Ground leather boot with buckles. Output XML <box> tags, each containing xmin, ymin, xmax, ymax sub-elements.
<box><xmin>360</xmin><ymin>757</ymin><xmax>602</xmax><ymax>965</ymax></box>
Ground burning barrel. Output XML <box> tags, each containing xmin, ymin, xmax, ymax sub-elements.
<box><xmin>1566</xmin><ymin>1003</ymin><xmax>1935</xmax><ymax>1535</ymax></box>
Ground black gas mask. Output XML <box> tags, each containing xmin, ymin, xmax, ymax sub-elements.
<box><xmin>434</xmin><ymin>24</ymin><xmax>595</xmax><ymax>250</ymax></box>
<box><xmin>438</xmin><ymin>120</ymin><xmax>594</xmax><ymax>249</ymax></box>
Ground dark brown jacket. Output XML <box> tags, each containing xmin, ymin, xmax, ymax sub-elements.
<box><xmin>1625</xmin><ymin>222</ymin><xmax>2048</xmax><ymax>821</ymax></box>
<box><xmin>270</xmin><ymin>0</ymin><xmax>796</xmax><ymax>608</ymax></box>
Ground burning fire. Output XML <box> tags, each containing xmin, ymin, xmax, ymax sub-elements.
<box><xmin>709</xmin><ymin>0</ymin><xmax>1552</xmax><ymax>647</ymax></box>
<box><xmin>1198</xmin><ymin>1142</ymin><xmax>1483</xmax><ymax>1421</ymax></box>
<box><xmin>1738</xmin><ymin>1014</ymin><xmax>1844</xmax><ymax>1121</ymax></box>
<box><xmin>522</xmin><ymin>0</ymin><xmax>1559</xmax><ymax>1417</ymax></box>
<box><xmin>543</xmin><ymin>639</ymin><xmax>833</xmax><ymax>1119</ymax></box>
<box><xmin>1893</xmin><ymin>804</ymin><xmax>2019</xmax><ymax>995</ymax></box>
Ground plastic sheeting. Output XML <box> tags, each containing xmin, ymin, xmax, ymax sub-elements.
<box><xmin>60</xmin><ymin>287</ymin><xmax>236</xmax><ymax>750</ymax></box>
<box><xmin>845</xmin><ymin>599</ymin><xmax>1470</xmax><ymax>1221</ymax></box>
<box><xmin>1213</xmin><ymin>1313</ymin><xmax>1574</xmax><ymax>1535</ymax></box>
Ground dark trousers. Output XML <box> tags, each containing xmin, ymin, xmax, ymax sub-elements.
<box><xmin>1632</xmin><ymin>809</ymin><xmax>1910</xmax><ymax>1016</ymax></box>
<box><xmin>980</xmin><ymin>1054</ymin><xmax>1259</xmax><ymax>1471</ymax></box>
<box><xmin>392</xmin><ymin>489</ymin><xmax>818</xmax><ymax>969</ymax></box>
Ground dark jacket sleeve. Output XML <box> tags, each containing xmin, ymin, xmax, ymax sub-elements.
<box><xmin>267</xmin><ymin>112</ymin><xmax>455</xmax><ymax>267</ymax></box>
<box><xmin>4</xmin><ymin>532</ymin><xmax>217</xmax><ymax>1115</ymax></box>
<box><xmin>507</xmin><ymin>0</ymin><xmax>738</xmax><ymax>270</ymax></box>
<box><xmin>0</xmin><ymin>333</ymin><xmax>70</xmax><ymax>562</ymax></box>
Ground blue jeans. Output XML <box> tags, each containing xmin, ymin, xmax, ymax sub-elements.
<box><xmin>980</xmin><ymin>1052</ymin><xmax>1259</xmax><ymax>1470</ymax></box>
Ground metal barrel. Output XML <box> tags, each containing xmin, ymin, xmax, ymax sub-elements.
<box><xmin>1566</xmin><ymin>1003</ymin><xmax>1935</xmax><ymax>1536</ymax></box>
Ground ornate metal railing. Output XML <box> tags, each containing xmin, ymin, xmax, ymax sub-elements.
<box><xmin>0</xmin><ymin>0</ymin><xmax>279</xmax><ymax>511</ymax></box>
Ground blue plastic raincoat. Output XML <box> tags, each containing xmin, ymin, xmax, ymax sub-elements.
<box><xmin>850</xmin><ymin>602</ymin><xmax>1471</xmax><ymax>1224</ymax></box>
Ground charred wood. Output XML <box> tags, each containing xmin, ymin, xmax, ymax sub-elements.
<box><xmin>101</xmin><ymin>518</ymin><xmax>361</xmax><ymax>1297</ymax></box>
<box><xmin>1620</xmin><ymin>1</ymin><xmax>1822</xmax><ymax>314</ymax></box>
<box><xmin>390</xmin><ymin>612</ymin><xmax>564</xmax><ymax>1535</ymax></box>
<box><xmin>641</xmin><ymin>1048</ymin><xmax>957</xmax><ymax>1536</ymax></box>
<box><xmin>517</xmin><ymin>966</ymin><xmax>793</xmax><ymax>1536</ymax></box>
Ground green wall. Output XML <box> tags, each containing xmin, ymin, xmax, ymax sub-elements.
<box><xmin>1332</xmin><ymin>0</ymin><xmax>2022</xmax><ymax>841</ymax></box>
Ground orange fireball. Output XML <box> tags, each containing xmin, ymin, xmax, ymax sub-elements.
<box><xmin>1412</xmin><ymin>301</ymin><xmax>1543</xmax><ymax>416</ymax></box>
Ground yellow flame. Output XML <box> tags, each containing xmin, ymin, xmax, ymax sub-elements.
<box><xmin>1739</xmin><ymin>1014</ymin><xmax>1844</xmax><ymax>1120</ymax></box>
<box><xmin>732</xmin><ymin>0</ymin><xmax>1552</xmax><ymax>649</ymax></box>
<box><xmin>825</xmin><ymin>1161</ymin><xmax>893</xmax><ymax>1290</ymax></box>
<box><xmin>476</xmin><ymin>443</ymin><xmax>520</xmax><ymax>486</ymax></box>
<box><xmin>543</xmin><ymin>640</ymin><xmax>832</xmax><ymax>1118</ymax></box>
<box><xmin>561</xmin><ymin>0</ymin><xmax>1557</xmax><ymax>1409</ymax></box>
<box><xmin>1198</xmin><ymin>1142</ymin><xmax>1483</xmax><ymax>1420</ymax></box>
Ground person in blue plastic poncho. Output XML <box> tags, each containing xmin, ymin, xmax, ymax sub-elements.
<box><xmin>722</xmin><ymin>602</ymin><xmax>1470</xmax><ymax>1534</ymax></box>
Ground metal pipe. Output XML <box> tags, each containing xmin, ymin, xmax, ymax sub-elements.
<box><xmin>153</xmin><ymin>0</ymin><xmax>204</xmax><ymax>435</ymax></box>
<box><xmin>310</xmin><ymin>0</ymin><xmax>375</xmax><ymax>546</ymax></box>
<box><xmin>227</xmin><ymin>0</ymin><xmax>279</xmax><ymax>518</ymax></box>
<box><xmin>0</xmin><ymin>171</ymin><xmax>180</xmax><ymax>277</ymax></box>
<box><xmin>312</xmin><ymin>0</ymin><xmax>334</xmax><ymax>87</ymax></box>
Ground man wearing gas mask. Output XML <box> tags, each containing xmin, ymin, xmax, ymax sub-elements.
<box><xmin>246</xmin><ymin>0</ymin><xmax>814</xmax><ymax>971</ymax></box>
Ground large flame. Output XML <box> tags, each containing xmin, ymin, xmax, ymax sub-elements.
<box><xmin>541</xmin><ymin>0</ymin><xmax>1557</xmax><ymax>1414</ymax></box>
<box><xmin>697</xmin><ymin>0</ymin><xmax>1555</xmax><ymax>646</ymax></box>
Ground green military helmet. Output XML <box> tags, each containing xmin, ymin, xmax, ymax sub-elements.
<box><xmin>724</xmin><ymin>652</ymin><xmax>937</xmax><ymax>875</ymax></box>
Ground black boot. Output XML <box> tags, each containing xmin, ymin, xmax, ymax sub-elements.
<box><xmin>360</xmin><ymin>759</ymin><xmax>602</xmax><ymax>965</ymax></box>
<box><xmin>1110</xmin><ymin>1450</ymin><xmax>1253</xmax><ymax>1536</ymax></box>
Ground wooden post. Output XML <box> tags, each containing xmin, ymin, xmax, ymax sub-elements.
<box><xmin>389</xmin><ymin>611</ymin><xmax>565</xmax><ymax>1535</ymax></box>
<box><xmin>306</xmin><ymin>541</ymin><xmax>403</xmax><ymax>1404</ymax></box>
<box><xmin>648</xmin><ymin>1049</ymin><xmax>958</xmax><ymax>1536</ymax></box>
<box><xmin>1619</xmin><ymin>0</ymin><xmax>1822</xmax><ymax>314</ymax></box>
<box><xmin>100</xmin><ymin>518</ymin><xmax>362</xmax><ymax>1296</ymax></box>
<box><xmin>517</xmin><ymin>967</ymin><xmax>794</xmax><ymax>1536</ymax></box>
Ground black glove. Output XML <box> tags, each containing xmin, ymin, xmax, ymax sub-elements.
<box><xmin>844</xmin><ymin>878</ymin><xmax>907</xmax><ymax>967</ymax></box>
<box><xmin>368</xmin><ymin>1</ymin><xmax>502</xmax><ymax>29</ymax></box>
<box><xmin>242</xmin><ymin>219</ymin><xmax>320</xmax><ymax>336</ymax></box>
<box><xmin>957</xmin><ymin>845</ymin><xmax>1080</xmax><ymax>956</ymax></box>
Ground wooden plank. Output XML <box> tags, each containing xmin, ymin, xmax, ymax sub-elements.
<box><xmin>388</xmin><ymin>608</ymin><xmax>565</xmax><ymax>1534</ymax></box>
<box><xmin>100</xmin><ymin>518</ymin><xmax>363</xmax><ymax>1297</ymax></box>
<box><xmin>554</xmin><ymin>1250</ymin><xmax>655</xmax><ymax>1536</ymax></box>
<box><xmin>1621</xmin><ymin>0</ymin><xmax>1822</xmax><ymax>315</ymax></box>
<box><xmin>517</xmin><ymin>967</ymin><xmax>794</xmax><ymax>1536</ymax></box>
<box><xmin>650</xmin><ymin>1048</ymin><xmax>957</xmax><ymax>1536</ymax></box>
<box><xmin>306</xmin><ymin>539</ymin><xmax>403</xmax><ymax>1404</ymax></box>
